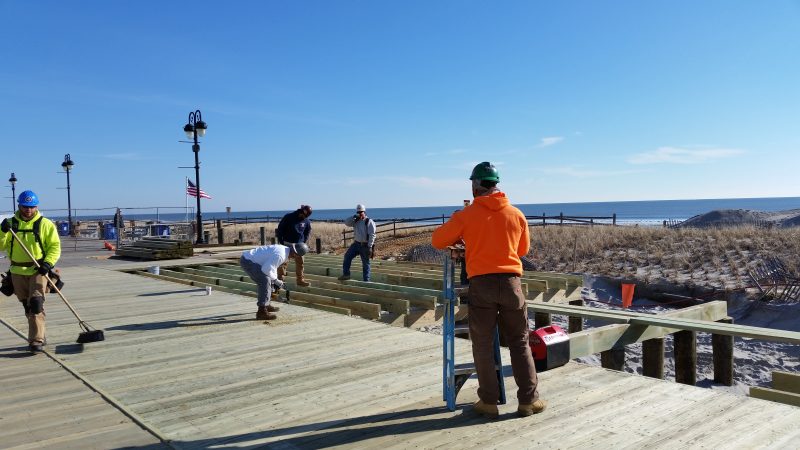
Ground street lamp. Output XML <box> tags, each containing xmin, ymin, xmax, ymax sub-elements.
<box><xmin>61</xmin><ymin>154</ymin><xmax>74</xmax><ymax>235</ymax></box>
<box><xmin>184</xmin><ymin>110</ymin><xmax>207</xmax><ymax>244</ymax></box>
<box><xmin>8</xmin><ymin>172</ymin><xmax>17</xmax><ymax>212</ymax></box>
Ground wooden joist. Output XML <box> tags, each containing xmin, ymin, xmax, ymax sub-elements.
<box><xmin>133</xmin><ymin>257</ymin><xmax>585</xmax><ymax>330</ymax></box>
<box><xmin>287</xmin><ymin>291</ymin><xmax>381</xmax><ymax>320</ymax></box>
<box><xmin>528</xmin><ymin>301</ymin><xmax>729</xmax><ymax>358</ymax></box>
<box><xmin>772</xmin><ymin>370</ymin><xmax>800</xmax><ymax>394</ymax></box>
<box><xmin>188</xmin><ymin>265</ymin><xmax>437</xmax><ymax>312</ymax></box>
<box><xmin>750</xmin><ymin>387</ymin><xmax>800</xmax><ymax>407</ymax></box>
<box><xmin>750</xmin><ymin>370</ymin><xmax>800</xmax><ymax>407</ymax></box>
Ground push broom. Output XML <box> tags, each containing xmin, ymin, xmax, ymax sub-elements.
<box><xmin>8</xmin><ymin>228</ymin><xmax>105</xmax><ymax>343</ymax></box>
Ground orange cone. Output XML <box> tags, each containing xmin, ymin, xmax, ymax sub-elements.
<box><xmin>621</xmin><ymin>283</ymin><xmax>635</xmax><ymax>308</ymax></box>
<box><xmin>104</xmin><ymin>241</ymin><xmax>115</xmax><ymax>251</ymax></box>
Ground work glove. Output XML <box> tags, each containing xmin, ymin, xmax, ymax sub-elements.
<box><xmin>0</xmin><ymin>219</ymin><xmax>10</xmax><ymax>233</ymax></box>
<box><xmin>370</xmin><ymin>246</ymin><xmax>375</xmax><ymax>260</ymax></box>
<box><xmin>272</xmin><ymin>279</ymin><xmax>285</xmax><ymax>290</ymax></box>
<box><xmin>38</xmin><ymin>262</ymin><xmax>53</xmax><ymax>276</ymax></box>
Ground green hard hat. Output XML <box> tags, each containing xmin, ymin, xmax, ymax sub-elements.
<box><xmin>469</xmin><ymin>162</ymin><xmax>500</xmax><ymax>182</ymax></box>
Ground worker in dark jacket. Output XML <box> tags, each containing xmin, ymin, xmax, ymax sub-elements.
<box><xmin>276</xmin><ymin>205</ymin><xmax>312</xmax><ymax>287</ymax></box>
<box><xmin>1</xmin><ymin>190</ymin><xmax>61</xmax><ymax>353</ymax></box>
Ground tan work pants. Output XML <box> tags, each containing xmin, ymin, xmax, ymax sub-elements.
<box><xmin>468</xmin><ymin>273</ymin><xmax>539</xmax><ymax>405</ymax></box>
<box><xmin>11</xmin><ymin>273</ymin><xmax>48</xmax><ymax>344</ymax></box>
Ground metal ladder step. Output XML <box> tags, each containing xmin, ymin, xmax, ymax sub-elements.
<box><xmin>454</xmin><ymin>362</ymin><xmax>503</xmax><ymax>376</ymax></box>
<box><xmin>443</xmin><ymin>255</ymin><xmax>505</xmax><ymax>411</ymax></box>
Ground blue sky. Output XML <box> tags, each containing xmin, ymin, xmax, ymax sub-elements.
<box><xmin>1</xmin><ymin>1</ymin><xmax>799</xmax><ymax>214</ymax></box>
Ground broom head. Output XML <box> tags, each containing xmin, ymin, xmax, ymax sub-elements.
<box><xmin>77</xmin><ymin>329</ymin><xmax>105</xmax><ymax>343</ymax></box>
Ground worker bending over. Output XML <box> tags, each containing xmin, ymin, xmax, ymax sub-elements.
<box><xmin>240</xmin><ymin>242</ymin><xmax>308</xmax><ymax>320</ymax></box>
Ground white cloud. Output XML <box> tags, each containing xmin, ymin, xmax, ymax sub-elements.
<box><xmin>628</xmin><ymin>146</ymin><xmax>744</xmax><ymax>164</ymax></box>
<box><xmin>451</xmin><ymin>160</ymin><xmax>506</xmax><ymax>172</ymax></box>
<box><xmin>425</xmin><ymin>148</ymin><xmax>469</xmax><ymax>157</ymax></box>
<box><xmin>536</xmin><ymin>136</ymin><xmax>564</xmax><ymax>148</ymax></box>
<box><xmin>340</xmin><ymin>176</ymin><xmax>465</xmax><ymax>190</ymax></box>
<box><xmin>541</xmin><ymin>166</ymin><xmax>641</xmax><ymax>178</ymax></box>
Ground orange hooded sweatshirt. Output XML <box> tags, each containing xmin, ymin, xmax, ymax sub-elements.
<box><xmin>432</xmin><ymin>191</ymin><xmax>530</xmax><ymax>278</ymax></box>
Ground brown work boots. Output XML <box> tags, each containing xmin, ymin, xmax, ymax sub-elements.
<box><xmin>472</xmin><ymin>398</ymin><xmax>547</xmax><ymax>419</ymax></box>
<box><xmin>296</xmin><ymin>279</ymin><xmax>310</xmax><ymax>287</ymax></box>
<box><xmin>517</xmin><ymin>399</ymin><xmax>547</xmax><ymax>417</ymax></box>
<box><xmin>256</xmin><ymin>305</ymin><xmax>280</xmax><ymax>320</ymax></box>
<box><xmin>28</xmin><ymin>342</ymin><xmax>43</xmax><ymax>353</ymax></box>
<box><xmin>472</xmin><ymin>400</ymin><xmax>499</xmax><ymax>419</ymax></box>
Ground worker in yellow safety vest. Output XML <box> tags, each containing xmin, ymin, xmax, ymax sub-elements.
<box><xmin>1</xmin><ymin>190</ymin><xmax>62</xmax><ymax>353</ymax></box>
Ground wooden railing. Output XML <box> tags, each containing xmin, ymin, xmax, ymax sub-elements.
<box><xmin>341</xmin><ymin>213</ymin><xmax>619</xmax><ymax>247</ymax></box>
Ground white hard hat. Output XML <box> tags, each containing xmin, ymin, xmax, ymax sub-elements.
<box><xmin>356</xmin><ymin>204</ymin><xmax>366</xmax><ymax>212</ymax></box>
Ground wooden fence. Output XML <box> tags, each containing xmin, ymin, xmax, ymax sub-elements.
<box><xmin>341</xmin><ymin>213</ymin><xmax>618</xmax><ymax>247</ymax></box>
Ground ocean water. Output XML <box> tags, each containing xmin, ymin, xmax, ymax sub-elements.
<box><xmin>37</xmin><ymin>196</ymin><xmax>800</xmax><ymax>225</ymax></box>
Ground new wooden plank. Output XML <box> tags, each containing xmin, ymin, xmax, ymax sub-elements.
<box><xmin>750</xmin><ymin>387</ymin><xmax>800</xmax><ymax>407</ymax></box>
<box><xmin>629</xmin><ymin>316</ymin><xmax>800</xmax><ymax>344</ymax></box>
<box><xmin>120</xmin><ymin>333</ymin><xmax>428</xmax><ymax>413</ymax></box>
<box><xmin>290</xmin><ymin>299</ymin><xmax>352</xmax><ymax>316</ymax></box>
<box><xmin>772</xmin><ymin>370</ymin><xmax>800</xmax><ymax>394</ymax></box>
<box><xmin>81</xmin><ymin>319</ymin><xmax>365</xmax><ymax>384</ymax></box>
<box><xmin>309</xmin><ymin>278</ymin><xmax>439</xmax><ymax>309</ymax></box>
<box><xmin>557</xmin><ymin>302</ymin><xmax>729</xmax><ymax>358</ymax></box>
<box><xmin>143</xmin><ymin>341</ymin><xmax>444</xmax><ymax>430</ymax></box>
<box><xmin>289</xmin><ymin>284</ymin><xmax>410</xmax><ymax>315</ymax></box>
<box><xmin>214</xmin><ymin>262</ymin><xmax>446</xmax><ymax>301</ymax></box>
<box><xmin>0</xmin><ymin>320</ymin><xmax>165</xmax><ymax>449</ymax></box>
<box><xmin>287</xmin><ymin>291</ymin><xmax>381</xmax><ymax>320</ymax></box>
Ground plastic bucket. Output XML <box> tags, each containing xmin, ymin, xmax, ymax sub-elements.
<box><xmin>147</xmin><ymin>266</ymin><xmax>160</xmax><ymax>275</ymax></box>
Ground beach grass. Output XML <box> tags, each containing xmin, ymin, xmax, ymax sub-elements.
<box><xmin>527</xmin><ymin>225</ymin><xmax>800</xmax><ymax>290</ymax></box>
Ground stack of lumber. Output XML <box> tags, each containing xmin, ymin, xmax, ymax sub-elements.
<box><xmin>115</xmin><ymin>237</ymin><xmax>193</xmax><ymax>260</ymax></box>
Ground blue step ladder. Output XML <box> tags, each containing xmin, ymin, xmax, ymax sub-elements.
<box><xmin>442</xmin><ymin>247</ymin><xmax>506</xmax><ymax>411</ymax></box>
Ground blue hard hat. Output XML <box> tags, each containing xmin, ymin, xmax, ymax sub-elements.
<box><xmin>18</xmin><ymin>190</ymin><xmax>39</xmax><ymax>207</ymax></box>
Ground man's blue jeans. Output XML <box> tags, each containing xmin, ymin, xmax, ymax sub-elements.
<box><xmin>240</xmin><ymin>255</ymin><xmax>273</xmax><ymax>307</ymax></box>
<box><xmin>342</xmin><ymin>242</ymin><xmax>371</xmax><ymax>281</ymax></box>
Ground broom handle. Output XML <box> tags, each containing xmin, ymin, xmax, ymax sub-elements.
<box><xmin>8</xmin><ymin>228</ymin><xmax>85</xmax><ymax>323</ymax></box>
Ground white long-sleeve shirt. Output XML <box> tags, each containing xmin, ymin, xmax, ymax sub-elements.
<box><xmin>241</xmin><ymin>244</ymin><xmax>290</xmax><ymax>280</ymax></box>
<box><xmin>344</xmin><ymin>215</ymin><xmax>376</xmax><ymax>247</ymax></box>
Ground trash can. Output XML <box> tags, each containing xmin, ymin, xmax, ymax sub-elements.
<box><xmin>150</xmin><ymin>224</ymin><xmax>170</xmax><ymax>237</ymax></box>
<box><xmin>57</xmin><ymin>221</ymin><xmax>70</xmax><ymax>236</ymax></box>
<box><xmin>103</xmin><ymin>223</ymin><xmax>117</xmax><ymax>240</ymax></box>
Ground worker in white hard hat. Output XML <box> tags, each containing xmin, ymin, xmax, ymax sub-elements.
<box><xmin>338</xmin><ymin>204</ymin><xmax>376</xmax><ymax>282</ymax></box>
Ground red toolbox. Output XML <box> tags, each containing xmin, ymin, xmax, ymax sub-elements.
<box><xmin>529</xmin><ymin>325</ymin><xmax>570</xmax><ymax>372</ymax></box>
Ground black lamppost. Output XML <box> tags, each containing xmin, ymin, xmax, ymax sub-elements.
<box><xmin>8</xmin><ymin>172</ymin><xmax>16</xmax><ymax>212</ymax></box>
<box><xmin>184</xmin><ymin>110</ymin><xmax>207</xmax><ymax>244</ymax></box>
<box><xmin>61</xmin><ymin>154</ymin><xmax>74</xmax><ymax>234</ymax></box>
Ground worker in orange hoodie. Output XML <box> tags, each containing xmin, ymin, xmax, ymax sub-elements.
<box><xmin>432</xmin><ymin>162</ymin><xmax>545</xmax><ymax>419</ymax></box>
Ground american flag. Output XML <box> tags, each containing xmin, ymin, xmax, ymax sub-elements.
<box><xmin>187</xmin><ymin>179</ymin><xmax>212</xmax><ymax>199</ymax></box>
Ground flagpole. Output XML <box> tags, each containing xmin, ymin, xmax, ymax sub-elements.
<box><xmin>185</xmin><ymin>177</ymin><xmax>189</xmax><ymax>224</ymax></box>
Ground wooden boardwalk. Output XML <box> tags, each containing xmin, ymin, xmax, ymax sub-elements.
<box><xmin>0</xmin><ymin>320</ymin><xmax>164</xmax><ymax>449</ymax></box>
<box><xmin>1</xmin><ymin>257</ymin><xmax>799</xmax><ymax>449</ymax></box>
